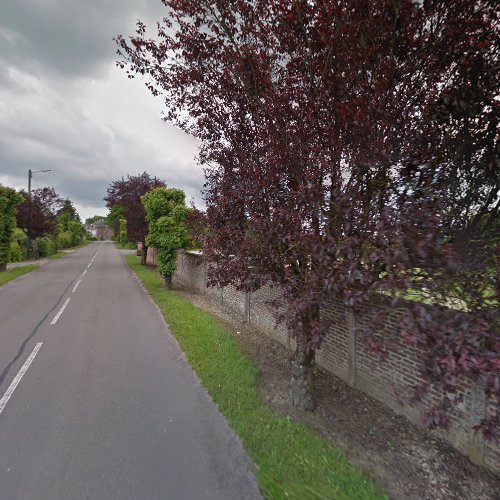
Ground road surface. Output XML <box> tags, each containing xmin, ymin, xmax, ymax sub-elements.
<box><xmin>0</xmin><ymin>242</ymin><xmax>261</xmax><ymax>500</ymax></box>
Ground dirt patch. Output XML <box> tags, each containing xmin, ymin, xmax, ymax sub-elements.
<box><xmin>173</xmin><ymin>281</ymin><xmax>499</xmax><ymax>500</ymax></box>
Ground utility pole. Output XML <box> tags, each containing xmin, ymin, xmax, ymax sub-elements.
<box><xmin>27</xmin><ymin>169</ymin><xmax>31</xmax><ymax>259</ymax></box>
<box><xmin>26</xmin><ymin>168</ymin><xmax>52</xmax><ymax>259</ymax></box>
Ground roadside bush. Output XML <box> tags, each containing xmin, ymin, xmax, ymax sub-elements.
<box><xmin>35</xmin><ymin>237</ymin><xmax>57</xmax><ymax>257</ymax></box>
<box><xmin>29</xmin><ymin>240</ymin><xmax>39</xmax><ymax>259</ymax></box>
<box><xmin>9</xmin><ymin>241</ymin><xmax>22</xmax><ymax>262</ymax></box>
<box><xmin>46</xmin><ymin>239</ymin><xmax>57</xmax><ymax>255</ymax></box>
<box><xmin>0</xmin><ymin>185</ymin><xmax>22</xmax><ymax>271</ymax></box>
<box><xmin>119</xmin><ymin>218</ymin><xmax>128</xmax><ymax>244</ymax></box>
<box><xmin>12</xmin><ymin>227</ymin><xmax>27</xmax><ymax>246</ymax></box>
<box><xmin>56</xmin><ymin>232</ymin><xmax>72</xmax><ymax>249</ymax></box>
<box><xmin>70</xmin><ymin>232</ymin><xmax>80</xmax><ymax>246</ymax></box>
<box><xmin>68</xmin><ymin>220</ymin><xmax>84</xmax><ymax>246</ymax></box>
<box><xmin>11</xmin><ymin>227</ymin><xmax>27</xmax><ymax>260</ymax></box>
<box><xmin>35</xmin><ymin>237</ymin><xmax>47</xmax><ymax>257</ymax></box>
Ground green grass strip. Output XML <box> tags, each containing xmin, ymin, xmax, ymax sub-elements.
<box><xmin>47</xmin><ymin>252</ymin><xmax>66</xmax><ymax>260</ymax></box>
<box><xmin>0</xmin><ymin>265</ymin><xmax>39</xmax><ymax>286</ymax></box>
<box><xmin>67</xmin><ymin>239</ymin><xmax>93</xmax><ymax>251</ymax></box>
<box><xmin>114</xmin><ymin>241</ymin><xmax>137</xmax><ymax>250</ymax></box>
<box><xmin>125</xmin><ymin>255</ymin><xmax>385</xmax><ymax>500</ymax></box>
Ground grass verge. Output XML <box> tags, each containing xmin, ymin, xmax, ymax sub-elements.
<box><xmin>71</xmin><ymin>239</ymin><xmax>93</xmax><ymax>250</ymax></box>
<box><xmin>114</xmin><ymin>241</ymin><xmax>137</xmax><ymax>250</ymax></box>
<box><xmin>47</xmin><ymin>251</ymin><xmax>66</xmax><ymax>260</ymax></box>
<box><xmin>125</xmin><ymin>255</ymin><xmax>384</xmax><ymax>500</ymax></box>
<box><xmin>0</xmin><ymin>265</ymin><xmax>39</xmax><ymax>286</ymax></box>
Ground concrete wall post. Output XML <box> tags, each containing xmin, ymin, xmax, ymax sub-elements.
<box><xmin>346</xmin><ymin>309</ymin><xmax>357</xmax><ymax>388</ymax></box>
<box><xmin>244</xmin><ymin>290</ymin><xmax>251</xmax><ymax>322</ymax></box>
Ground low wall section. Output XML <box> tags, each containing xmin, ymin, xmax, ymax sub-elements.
<box><xmin>173</xmin><ymin>251</ymin><xmax>499</xmax><ymax>474</ymax></box>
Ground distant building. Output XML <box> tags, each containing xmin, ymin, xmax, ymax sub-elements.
<box><xmin>86</xmin><ymin>219</ymin><xmax>112</xmax><ymax>240</ymax></box>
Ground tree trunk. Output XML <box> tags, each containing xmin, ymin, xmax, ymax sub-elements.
<box><xmin>291</xmin><ymin>343</ymin><xmax>316</xmax><ymax>411</ymax></box>
<box><xmin>0</xmin><ymin>263</ymin><xmax>6</xmax><ymax>272</ymax></box>
<box><xmin>141</xmin><ymin>240</ymin><xmax>147</xmax><ymax>265</ymax></box>
<box><xmin>165</xmin><ymin>274</ymin><xmax>173</xmax><ymax>290</ymax></box>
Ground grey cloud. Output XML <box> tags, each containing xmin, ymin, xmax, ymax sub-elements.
<box><xmin>0</xmin><ymin>0</ymin><xmax>203</xmax><ymax>221</ymax></box>
<box><xmin>0</xmin><ymin>0</ymin><xmax>165</xmax><ymax>78</ymax></box>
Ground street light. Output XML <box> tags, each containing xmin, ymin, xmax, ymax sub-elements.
<box><xmin>27</xmin><ymin>168</ymin><xmax>52</xmax><ymax>259</ymax></box>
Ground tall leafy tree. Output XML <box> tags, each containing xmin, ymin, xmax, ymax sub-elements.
<box><xmin>16</xmin><ymin>187</ymin><xmax>63</xmax><ymax>238</ymax></box>
<box><xmin>68</xmin><ymin>220</ymin><xmax>85</xmax><ymax>246</ymax></box>
<box><xmin>142</xmin><ymin>187</ymin><xmax>189</xmax><ymax>289</ymax></box>
<box><xmin>104</xmin><ymin>172</ymin><xmax>166</xmax><ymax>264</ymax></box>
<box><xmin>0</xmin><ymin>186</ymin><xmax>23</xmax><ymax>271</ymax></box>
<box><xmin>117</xmin><ymin>0</ymin><xmax>499</xmax><ymax>435</ymax></box>
<box><xmin>57</xmin><ymin>198</ymin><xmax>81</xmax><ymax>223</ymax></box>
<box><xmin>85</xmin><ymin>215</ymin><xmax>107</xmax><ymax>225</ymax></box>
<box><xmin>106</xmin><ymin>205</ymin><xmax>125</xmax><ymax>237</ymax></box>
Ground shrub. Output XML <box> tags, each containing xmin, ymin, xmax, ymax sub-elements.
<box><xmin>35</xmin><ymin>237</ymin><xmax>47</xmax><ymax>257</ymax></box>
<box><xmin>0</xmin><ymin>186</ymin><xmax>22</xmax><ymax>271</ymax></box>
<box><xmin>9</xmin><ymin>241</ymin><xmax>22</xmax><ymax>262</ymax></box>
<box><xmin>68</xmin><ymin>220</ymin><xmax>84</xmax><ymax>246</ymax></box>
<box><xmin>56</xmin><ymin>232</ymin><xmax>72</xmax><ymax>249</ymax></box>
<box><xmin>36</xmin><ymin>236</ymin><xmax>58</xmax><ymax>257</ymax></box>
<box><xmin>29</xmin><ymin>240</ymin><xmax>39</xmax><ymax>259</ymax></box>
<box><xmin>12</xmin><ymin>227</ymin><xmax>27</xmax><ymax>246</ymax></box>
<box><xmin>119</xmin><ymin>218</ymin><xmax>128</xmax><ymax>244</ymax></box>
<box><xmin>46</xmin><ymin>239</ymin><xmax>57</xmax><ymax>255</ymax></box>
<box><xmin>11</xmin><ymin>227</ymin><xmax>27</xmax><ymax>260</ymax></box>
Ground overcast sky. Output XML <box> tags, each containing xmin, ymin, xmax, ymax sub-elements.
<box><xmin>0</xmin><ymin>0</ymin><xmax>202</xmax><ymax>221</ymax></box>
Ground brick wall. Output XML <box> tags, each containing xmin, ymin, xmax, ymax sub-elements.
<box><xmin>174</xmin><ymin>250</ymin><xmax>499</xmax><ymax>474</ymax></box>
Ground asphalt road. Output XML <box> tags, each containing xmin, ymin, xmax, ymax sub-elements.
<box><xmin>0</xmin><ymin>242</ymin><xmax>261</xmax><ymax>500</ymax></box>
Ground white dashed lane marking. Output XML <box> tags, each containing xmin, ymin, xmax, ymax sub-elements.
<box><xmin>0</xmin><ymin>343</ymin><xmax>43</xmax><ymax>416</ymax></box>
<box><xmin>50</xmin><ymin>298</ymin><xmax>71</xmax><ymax>325</ymax></box>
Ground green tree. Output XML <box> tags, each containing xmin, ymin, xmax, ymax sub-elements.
<box><xmin>10</xmin><ymin>228</ymin><xmax>26</xmax><ymax>262</ymax></box>
<box><xmin>57</xmin><ymin>198</ymin><xmax>80</xmax><ymax>223</ymax></box>
<box><xmin>57</xmin><ymin>211</ymin><xmax>72</xmax><ymax>232</ymax></box>
<box><xmin>106</xmin><ymin>205</ymin><xmax>125</xmax><ymax>238</ymax></box>
<box><xmin>119</xmin><ymin>218</ymin><xmax>128</xmax><ymax>244</ymax></box>
<box><xmin>142</xmin><ymin>187</ymin><xmax>189</xmax><ymax>289</ymax></box>
<box><xmin>0</xmin><ymin>186</ymin><xmax>23</xmax><ymax>271</ymax></box>
<box><xmin>68</xmin><ymin>220</ymin><xmax>85</xmax><ymax>246</ymax></box>
<box><xmin>104</xmin><ymin>173</ymin><xmax>166</xmax><ymax>263</ymax></box>
<box><xmin>85</xmin><ymin>215</ymin><xmax>106</xmax><ymax>225</ymax></box>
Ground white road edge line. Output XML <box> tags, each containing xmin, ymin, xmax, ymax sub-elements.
<box><xmin>72</xmin><ymin>280</ymin><xmax>82</xmax><ymax>293</ymax></box>
<box><xmin>0</xmin><ymin>342</ymin><xmax>43</xmax><ymax>416</ymax></box>
<box><xmin>87</xmin><ymin>263</ymin><xmax>92</xmax><ymax>269</ymax></box>
<box><xmin>82</xmin><ymin>269</ymin><xmax>87</xmax><ymax>277</ymax></box>
<box><xmin>50</xmin><ymin>298</ymin><xmax>71</xmax><ymax>325</ymax></box>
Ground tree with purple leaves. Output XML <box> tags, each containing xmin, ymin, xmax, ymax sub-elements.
<box><xmin>104</xmin><ymin>172</ymin><xmax>166</xmax><ymax>265</ymax></box>
<box><xmin>116</xmin><ymin>0</ymin><xmax>499</xmax><ymax>439</ymax></box>
<box><xmin>17</xmin><ymin>187</ymin><xmax>63</xmax><ymax>239</ymax></box>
